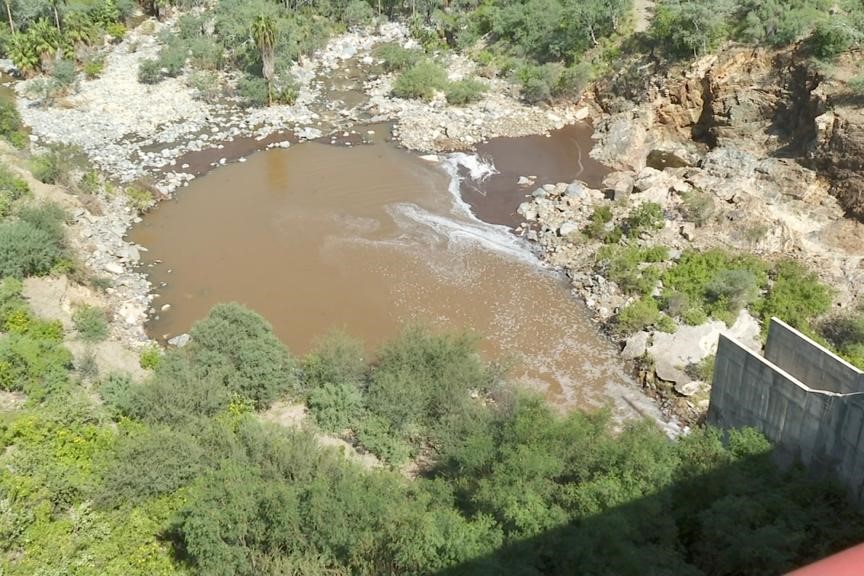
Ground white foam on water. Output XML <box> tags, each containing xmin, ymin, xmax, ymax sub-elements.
<box><xmin>389</xmin><ymin>202</ymin><xmax>537</xmax><ymax>266</ymax></box>
<box><xmin>440</xmin><ymin>152</ymin><xmax>498</xmax><ymax>214</ymax></box>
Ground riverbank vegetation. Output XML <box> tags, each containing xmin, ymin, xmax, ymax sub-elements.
<box><xmin>0</xmin><ymin>164</ymin><xmax>860</xmax><ymax>573</ymax></box>
<box><xmin>2</xmin><ymin>292</ymin><xmax>863</xmax><ymax>575</ymax></box>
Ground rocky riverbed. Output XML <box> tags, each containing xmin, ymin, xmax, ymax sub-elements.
<box><xmin>513</xmin><ymin>46</ymin><xmax>864</xmax><ymax>421</ymax></box>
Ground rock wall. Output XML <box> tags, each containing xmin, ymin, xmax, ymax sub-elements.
<box><xmin>709</xmin><ymin>320</ymin><xmax>864</xmax><ymax>506</ymax></box>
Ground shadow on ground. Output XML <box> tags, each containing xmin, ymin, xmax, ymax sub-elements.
<box><xmin>432</xmin><ymin>449</ymin><xmax>863</xmax><ymax>576</ymax></box>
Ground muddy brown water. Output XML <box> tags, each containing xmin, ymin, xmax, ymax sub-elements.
<box><xmin>462</xmin><ymin>123</ymin><xmax>610</xmax><ymax>226</ymax></box>
<box><xmin>130</xmin><ymin>126</ymin><xmax>661</xmax><ymax>419</ymax></box>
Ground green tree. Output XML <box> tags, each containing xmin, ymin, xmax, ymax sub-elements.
<box><xmin>251</xmin><ymin>14</ymin><xmax>276</xmax><ymax>105</ymax></box>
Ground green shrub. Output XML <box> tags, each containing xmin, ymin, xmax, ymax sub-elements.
<box><xmin>77</xmin><ymin>349</ymin><xmax>99</xmax><ymax>381</ymax></box>
<box><xmin>392</xmin><ymin>60</ymin><xmax>448</xmax><ymax>100</ymax></box>
<box><xmin>365</xmin><ymin>326</ymin><xmax>490</xmax><ymax>451</ymax></box>
<box><xmin>553</xmin><ymin>61</ymin><xmax>592</xmax><ymax>99</ymax></box>
<box><xmin>596</xmin><ymin>245</ymin><xmax>668</xmax><ymax>296</ymax></box>
<box><xmin>72</xmin><ymin>305</ymin><xmax>109</xmax><ymax>343</ymax></box>
<box><xmin>51</xmin><ymin>59</ymin><xmax>77</xmax><ymax>89</ymax></box>
<box><xmin>356</xmin><ymin>414</ymin><xmax>412</xmax><ymax>464</ymax></box>
<box><xmin>849</xmin><ymin>75</ymin><xmax>864</xmax><ymax>95</ymax></box>
<box><xmin>188</xmin><ymin>36</ymin><xmax>224</xmax><ymax>70</ymax></box>
<box><xmin>705</xmin><ymin>269</ymin><xmax>761</xmax><ymax>319</ymax></box>
<box><xmin>308</xmin><ymin>382</ymin><xmax>363</xmax><ymax>433</ymax></box>
<box><xmin>445</xmin><ymin>78</ymin><xmax>487</xmax><ymax>105</ymax></box>
<box><xmin>30</xmin><ymin>143</ymin><xmax>84</xmax><ymax>187</ymax></box>
<box><xmin>615</xmin><ymin>296</ymin><xmax>668</xmax><ymax>334</ymax></box>
<box><xmin>157</xmin><ymin>42</ymin><xmax>188</xmax><ymax>77</ymax></box>
<box><xmin>810</xmin><ymin>18</ymin><xmax>857</xmax><ymax>58</ymax></box>
<box><xmin>0</xmin><ymin>219</ymin><xmax>65</xmax><ymax>278</ymax></box>
<box><xmin>624</xmin><ymin>202</ymin><xmax>665</xmax><ymax>236</ymax></box>
<box><xmin>0</xmin><ymin>332</ymin><xmax>72</xmax><ymax>396</ymax></box>
<box><xmin>690</xmin><ymin>354</ymin><xmax>715</xmax><ymax>382</ymax></box>
<box><xmin>374</xmin><ymin>42</ymin><xmax>423</xmax><ymax>72</ymax></box>
<box><xmin>137</xmin><ymin>59</ymin><xmax>162</xmax><ymax>84</ymax></box>
<box><xmin>237</xmin><ymin>75</ymin><xmax>269</xmax><ymax>107</ymax></box>
<box><xmin>124</xmin><ymin>184</ymin><xmax>155</xmax><ymax>213</ymax></box>
<box><xmin>583</xmin><ymin>205</ymin><xmax>621</xmax><ymax>243</ymax></box>
<box><xmin>0</xmin><ymin>165</ymin><xmax>30</xmax><ymax>217</ymax></box>
<box><xmin>0</xmin><ymin>96</ymin><xmax>26</xmax><ymax>148</ymax></box>
<box><xmin>662</xmin><ymin>249</ymin><xmax>768</xmax><ymax>322</ymax></box>
<box><xmin>682</xmin><ymin>306</ymin><xmax>709</xmax><ymax>326</ymax></box>
<box><xmin>302</xmin><ymin>331</ymin><xmax>366</xmax><ymax>394</ymax></box>
<box><xmin>139</xmin><ymin>344</ymin><xmax>162</xmax><ymax>370</ymax></box>
<box><xmin>100</xmin><ymin>427</ymin><xmax>205</xmax><ymax>506</ymax></box>
<box><xmin>82</xmin><ymin>57</ymin><xmax>105</xmax><ymax>79</ymax></box>
<box><xmin>755</xmin><ymin>260</ymin><xmax>832</xmax><ymax>334</ymax></box>
<box><xmin>187</xmin><ymin>303</ymin><xmax>297</xmax><ymax>408</ymax></box>
<box><xmin>98</xmin><ymin>372</ymin><xmax>133</xmax><ymax>413</ymax></box>
<box><xmin>343</xmin><ymin>0</ymin><xmax>375</xmax><ymax>28</ymax></box>
<box><xmin>680</xmin><ymin>189</ymin><xmax>715</xmax><ymax>226</ymax></box>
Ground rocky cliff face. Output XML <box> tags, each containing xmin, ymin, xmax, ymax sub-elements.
<box><xmin>518</xmin><ymin>45</ymin><xmax>864</xmax><ymax>422</ymax></box>
<box><xmin>592</xmin><ymin>45</ymin><xmax>864</xmax><ymax>220</ymax></box>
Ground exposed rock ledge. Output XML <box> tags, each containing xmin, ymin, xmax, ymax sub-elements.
<box><xmin>513</xmin><ymin>45</ymin><xmax>864</xmax><ymax>421</ymax></box>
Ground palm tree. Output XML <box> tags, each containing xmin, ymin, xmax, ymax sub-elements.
<box><xmin>50</xmin><ymin>0</ymin><xmax>66</xmax><ymax>31</ymax></box>
<box><xmin>251</xmin><ymin>15</ymin><xmax>276</xmax><ymax>106</ymax></box>
<box><xmin>3</xmin><ymin>0</ymin><xmax>14</xmax><ymax>35</ymax></box>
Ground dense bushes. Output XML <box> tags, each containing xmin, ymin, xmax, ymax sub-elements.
<box><xmin>0</xmin><ymin>166</ymin><xmax>30</xmax><ymax>217</ymax></box>
<box><xmin>0</xmin><ymin>203</ymin><xmax>67</xmax><ymax>279</ymax></box>
<box><xmin>445</xmin><ymin>78</ymin><xmax>487</xmax><ymax>105</ymax></box>
<box><xmin>392</xmin><ymin>59</ymin><xmax>448</xmax><ymax>100</ymax></box>
<box><xmin>0</xmin><ymin>97</ymin><xmax>27</xmax><ymax>149</ymax></box>
<box><xmin>651</xmin><ymin>0</ymin><xmax>862</xmax><ymax>58</ymax></box>
<box><xmin>72</xmin><ymin>305</ymin><xmax>108</xmax><ymax>343</ymax></box>
<box><xmin>2</xmin><ymin>0</ymin><xmax>133</xmax><ymax>75</ymax></box>
<box><xmin>1</xmin><ymin>298</ymin><xmax>863</xmax><ymax>575</ymax></box>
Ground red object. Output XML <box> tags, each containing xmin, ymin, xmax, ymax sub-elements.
<box><xmin>786</xmin><ymin>543</ymin><xmax>864</xmax><ymax>575</ymax></box>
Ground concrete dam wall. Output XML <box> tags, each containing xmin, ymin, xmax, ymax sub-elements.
<box><xmin>708</xmin><ymin>319</ymin><xmax>864</xmax><ymax>506</ymax></box>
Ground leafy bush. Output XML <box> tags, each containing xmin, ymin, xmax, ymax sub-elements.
<box><xmin>0</xmin><ymin>96</ymin><xmax>26</xmax><ymax>148</ymax></box>
<box><xmin>809</xmin><ymin>18</ymin><xmax>857</xmax><ymax>58</ymax></box>
<box><xmin>583</xmin><ymin>204</ymin><xmax>622</xmax><ymax>243</ymax></box>
<box><xmin>364</xmin><ymin>326</ymin><xmax>490</xmax><ymax>452</ymax></box>
<box><xmin>374</xmin><ymin>42</ymin><xmax>423</xmax><ymax>72</ymax></box>
<box><xmin>445</xmin><ymin>78</ymin><xmax>487</xmax><ymax>105</ymax></box>
<box><xmin>705</xmin><ymin>269</ymin><xmax>761</xmax><ymax>317</ymax></box>
<box><xmin>616</xmin><ymin>296</ymin><xmax>674</xmax><ymax>334</ymax></box>
<box><xmin>139</xmin><ymin>344</ymin><xmax>161</xmax><ymax>370</ymax></box>
<box><xmin>681</xmin><ymin>189</ymin><xmax>716</xmax><ymax>226</ymax></box>
<box><xmin>158</xmin><ymin>42</ymin><xmax>188</xmax><ymax>78</ymax></box>
<box><xmin>308</xmin><ymin>382</ymin><xmax>363</xmax><ymax>433</ymax></box>
<box><xmin>124</xmin><ymin>184</ymin><xmax>155</xmax><ymax>213</ymax></box>
<box><xmin>755</xmin><ymin>260</ymin><xmax>831</xmax><ymax>334</ymax></box>
<box><xmin>51</xmin><ymin>59</ymin><xmax>77</xmax><ymax>89</ymax></box>
<box><xmin>392</xmin><ymin>60</ymin><xmax>448</xmax><ymax>100</ymax></box>
<box><xmin>72</xmin><ymin>305</ymin><xmax>109</xmax><ymax>343</ymax></box>
<box><xmin>356</xmin><ymin>414</ymin><xmax>412</xmax><ymax>464</ymax></box>
<box><xmin>82</xmin><ymin>56</ymin><xmax>105</xmax><ymax>79</ymax></box>
<box><xmin>187</xmin><ymin>303</ymin><xmax>297</xmax><ymax>408</ymax></box>
<box><xmin>0</xmin><ymin>332</ymin><xmax>72</xmax><ymax>396</ymax></box>
<box><xmin>662</xmin><ymin>249</ymin><xmax>768</xmax><ymax>323</ymax></box>
<box><xmin>302</xmin><ymin>330</ymin><xmax>366</xmax><ymax>394</ymax></box>
<box><xmin>0</xmin><ymin>208</ymin><xmax>65</xmax><ymax>278</ymax></box>
<box><xmin>596</xmin><ymin>245</ymin><xmax>668</xmax><ymax>296</ymax></box>
<box><xmin>624</xmin><ymin>202</ymin><xmax>665</xmax><ymax>236</ymax></box>
<box><xmin>137</xmin><ymin>58</ymin><xmax>162</xmax><ymax>84</ymax></box>
<box><xmin>0</xmin><ymin>165</ymin><xmax>30</xmax><ymax>217</ymax></box>
<box><xmin>100</xmin><ymin>427</ymin><xmax>205</xmax><ymax>506</ymax></box>
<box><xmin>237</xmin><ymin>75</ymin><xmax>269</xmax><ymax>107</ymax></box>
<box><xmin>30</xmin><ymin>143</ymin><xmax>84</xmax><ymax>187</ymax></box>
<box><xmin>343</xmin><ymin>0</ymin><xmax>375</xmax><ymax>28</ymax></box>
<box><xmin>554</xmin><ymin>61</ymin><xmax>593</xmax><ymax>99</ymax></box>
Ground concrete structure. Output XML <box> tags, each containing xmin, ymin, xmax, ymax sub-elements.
<box><xmin>708</xmin><ymin>318</ymin><xmax>864</xmax><ymax>506</ymax></box>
